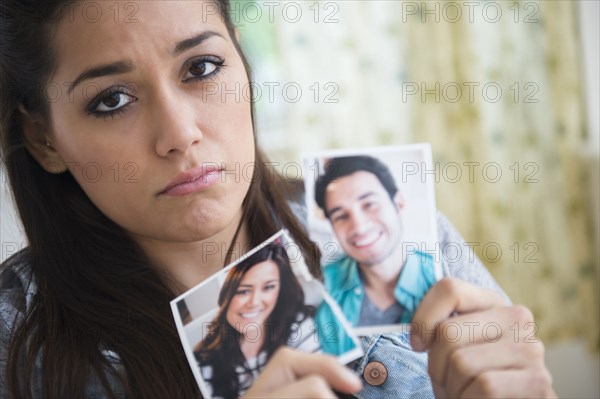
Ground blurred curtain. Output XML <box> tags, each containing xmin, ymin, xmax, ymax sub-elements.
<box><xmin>239</xmin><ymin>0</ymin><xmax>598</xmax><ymax>349</ymax></box>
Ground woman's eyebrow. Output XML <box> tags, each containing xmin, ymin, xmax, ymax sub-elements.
<box><xmin>239</xmin><ymin>278</ymin><xmax>278</xmax><ymax>288</ymax></box>
<box><xmin>173</xmin><ymin>31</ymin><xmax>225</xmax><ymax>56</ymax></box>
<box><xmin>67</xmin><ymin>32</ymin><xmax>224</xmax><ymax>95</ymax></box>
<box><xmin>239</xmin><ymin>283</ymin><xmax>254</xmax><ymax>288</ymax></box>
<box><xmin>68</xmin><ymin>61</ymin><xmax>133</xmax><ymax>95</ymax></box>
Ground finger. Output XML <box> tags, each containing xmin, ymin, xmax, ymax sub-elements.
<box><xmin>283</xmin><ymin>350</ymin><xmax>362</xmax><ymax>393</ymax></box>
<box><xmin>460</xmin><ymin>369</ymin><xmax>555</xmax><ymax>399</ymax></box>
<box><xmin>426</xmin><ymin>305</ymin><xmax>537</xmax><ymax>382</ymax></box>
<box><xmin>245</xmin><ymin>375</ymin><xmax>339</xmax><ymax>399</ymax></box>
<box><xmin>246</xmin><ymin>348</ymin><xmax>362</xmax><ymax>395</ymax></box>
<box><xmin>444</xmin><ymin>339</ymin><xmax>546</xmax><ymax>398</ymax></box>
<box><xmin>410</xmin><ymin>278</ymin><xmax>506</xmax><ymax>351</ymax></box>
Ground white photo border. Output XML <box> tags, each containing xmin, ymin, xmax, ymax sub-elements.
<box><xmin>302</xmin><ymin>143</ymin><xmax>443</xmax><ymax>336</ymax></box>
<box><xmin>170</xmin><ymin>230</ymin><xmax>363</xmax><ymax>398</ymax></box>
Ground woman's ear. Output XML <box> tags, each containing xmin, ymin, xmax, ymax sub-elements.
<box><xmin>17</xmin><ymin>104</ymin><xmax>67</xmax><ymax>174</ymax></box>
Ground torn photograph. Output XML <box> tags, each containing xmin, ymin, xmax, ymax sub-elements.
<box><xmin>303</xmin><ymin>144</ymin><xmax>443</xmax><ymax>335</ymax></box>
<box><xmin>171</xmin><ymin>230</ymin><xmax>362</xmax><ymax>398</ymax></box>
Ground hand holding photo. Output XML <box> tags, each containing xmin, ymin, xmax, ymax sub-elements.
<box><xmin>303</xmin><ymin>144</ymin><xmax>443</xmax><ymax>335</ymax></box>
<box><xmin>171</xmin><ymin>230</ymin><xmax>362</xmax><ymax>399</ymax></box>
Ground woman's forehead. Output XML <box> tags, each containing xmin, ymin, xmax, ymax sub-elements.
<box><xmin>240</xmin><ymin>261</ymin><xmax>280</xmax><ymax>283</ymax></box>
<box><xmin>50</xmin><ymin>1</ymin><xmax>231</xmax><ymax>80</ymax></box>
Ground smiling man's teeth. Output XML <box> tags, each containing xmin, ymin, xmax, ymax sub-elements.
<box><xmin>353</xmin><ymin>231</ymin><xmax>381</xmax><ymax>247</ymax></box>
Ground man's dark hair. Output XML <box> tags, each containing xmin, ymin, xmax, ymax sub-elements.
<box><xmin>314</xmin><ymin>155</ymin><xmax>398</xmax><ymax>217</ymax></box>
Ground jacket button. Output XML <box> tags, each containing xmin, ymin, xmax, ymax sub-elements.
<box><xmin>363</xmin><ymin>361</ymin><xmax>388</xmax><ymax>386</ymax></box>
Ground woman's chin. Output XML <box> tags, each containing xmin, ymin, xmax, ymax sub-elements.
<box><xmin>164</xmin><ymin>205</ymin><xmax>241</xmax><ymax>241</ymax></box>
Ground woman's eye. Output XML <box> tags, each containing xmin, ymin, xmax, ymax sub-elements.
<box><xmin>183</xmin><ymin>57</ymin><xmax>224</xmax><ymax>81</ymax></box>
<box><xmin>90</xmin><ymin>90</ymin><xmax>136</xmax><ymax>116</ymax></box>
<box><xmin>236</xmin><ymin>289</ymin><xmax>250</xmax><ymax>296</ymax></box>
<box><xmin>264</xmin><ymin>283</ymin><xmax>278</xmax><ymax>291</ymax></box>
<box><xmin>190</xmin><ymin>62</ymin><xmax>214</xmax><ymax>77</ymax></box>
<box><xmin>98</xmin><ymin>92</ymin><xmax>129</xmax><ymax>111</ymax></box>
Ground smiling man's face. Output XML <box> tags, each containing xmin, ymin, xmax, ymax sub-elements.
<box><xmin>325</xmin><ymin>171</ymin><xmax>404</xmax><ymax>267</ymax></box>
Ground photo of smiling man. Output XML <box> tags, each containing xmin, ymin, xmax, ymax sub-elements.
<box><xmin>304</xmin><ymin>145</ymin><xmax>442</xmax><ymax>334</ymax></box>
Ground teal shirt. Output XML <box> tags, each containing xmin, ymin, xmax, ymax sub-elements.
<box><xmin>321</xmin><ymin>250</ymin><xmax>437</xmax><ymax>326</ymax></box>
<box><xmin>314</xmin><ymin>300</ymin><xmax>359</xmax><ymax>356</ymax></box>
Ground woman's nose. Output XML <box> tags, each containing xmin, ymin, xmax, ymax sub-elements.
<box><xmin>151</xmin><ymin>87</ymin><xmax>203</xmax><ymax>157</ymax></box>
<box><xmin>243</xmin><ymin>291</ymin><xmax>257</xmax><ymax>307</ymax></box>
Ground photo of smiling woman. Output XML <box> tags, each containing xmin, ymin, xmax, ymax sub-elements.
<box><xmin>192</xmin><ymin>240</ymin><xmax>357</xmax><ymax>399</ymax></box>
<box><xmin>194</xmin><ymin>243</ymin><xmax>312</xmax><ymax>398</ymax></box>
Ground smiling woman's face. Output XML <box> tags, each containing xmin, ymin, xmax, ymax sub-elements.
<box><xmin>225</xmin><ymin>260</ymin><xmax>281</xmax><ymax>333</ymax></box>
<box><xmin>39</xmin><ymin>0</ymin><xmax>255</xmax><ymax>244</ymax></box>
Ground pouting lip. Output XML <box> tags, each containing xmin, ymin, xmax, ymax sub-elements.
<box><xmin>159</xmin><ymin>164</ymin><xmax>223</xmax><ymax>195</ymax></box>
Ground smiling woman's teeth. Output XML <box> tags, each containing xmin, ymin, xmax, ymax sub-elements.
<box><xmin>241</xmin><ymin>311</ymin><xmax>261</xmax><ymax>318</ymax></box>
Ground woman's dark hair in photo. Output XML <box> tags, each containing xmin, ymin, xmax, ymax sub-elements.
<box><xmin>0</xmin><ymin>1</ymin><xmax>319</xmax><ymax>398</ymax></box>
<box><xmin>194</xmin><ymin>242</ymin><xmax>314</xmax><ymax>399</ymax></box>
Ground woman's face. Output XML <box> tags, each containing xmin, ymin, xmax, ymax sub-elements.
<box><xmin>226</xmin><ymin>260</ymin><xmax>281</xmax><ymax>332</ymax></box>
<box><xmin>43</xmin><ymin>1</ymin><xmax>255</xmax><ymax>244</ymax></box>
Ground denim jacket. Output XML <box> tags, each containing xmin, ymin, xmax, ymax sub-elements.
<box><xmin>0</xmin><ymin>212</ymin><xmax>508</xmax><ymax>398</ymax></box>
<box><xmin>297</xmin><ymin>211</ymin><xmax>510</xmax><ymax>399</ymax></box>
<box><xmin>350</xmin><ymin>332</ymin><xmax>434</xmax><ymax>398</ymax></box>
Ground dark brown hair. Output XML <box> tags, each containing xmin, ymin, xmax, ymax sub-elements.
<box><xmin>0</xmin><ymin>1</ymin><xmax>319</xmax><ymax>398</ymax></box>
<box><xmin>195</xmin><ymin>242</ymin><xmax>313</xmax><ymax>398</ymax></box>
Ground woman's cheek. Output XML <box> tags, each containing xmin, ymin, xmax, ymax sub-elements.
<box><xmin>228</xmin><ymin>297</ymin><xmax>243</xmax><ymax>317</ymax></box>
<box><xmin>269</xmin><ymin>289</ymin><xmax>281</xmax><ymax>306</ymax></box>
